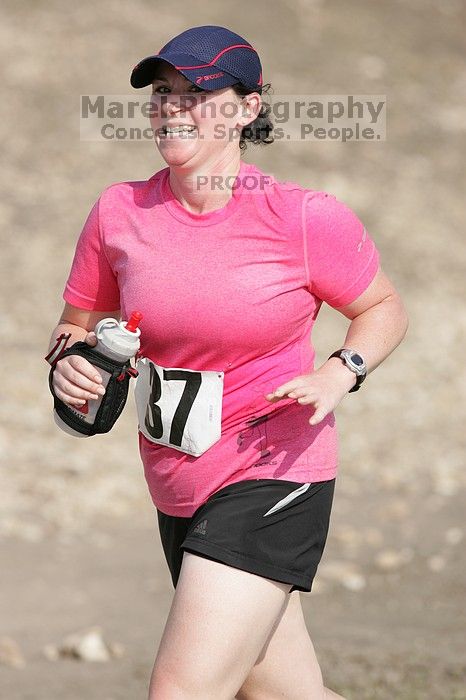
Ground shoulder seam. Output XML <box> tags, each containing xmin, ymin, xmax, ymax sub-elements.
<box><xmin>95</xmin><ymin>194</ymin><xmax>117</xmax><ymax>277</ymax></box>
<box><xmin>301</xmin><ymin>190</ymin><xmax>334</xmax><ymax>291</ymax></box>
<box><xmin>301</xmin><ymin>191</ymin><xmax>316</xmax><ymax>291</ymax></box>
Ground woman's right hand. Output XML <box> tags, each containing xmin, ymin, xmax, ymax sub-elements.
<box><xmin>52</xmin><ymin>331</ymin><xmax>106</xmax><ymax>408</ymax></box>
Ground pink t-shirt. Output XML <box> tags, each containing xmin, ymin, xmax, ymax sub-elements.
<box><xmin>63</xmin><ymin>159</ymin><xmax>380</xmax><ymax>516</ymax></box>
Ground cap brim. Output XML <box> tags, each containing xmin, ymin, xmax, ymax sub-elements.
<box><xmin>130</xmin><ymin>53</ymin><xmax>242</xmax><ymax>91</ymax></box>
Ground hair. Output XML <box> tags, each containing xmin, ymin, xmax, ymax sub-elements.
<box><xmin>230</xmin><ymin>82</ymin><xmax>274</xmax><ymax>152</ymax></box>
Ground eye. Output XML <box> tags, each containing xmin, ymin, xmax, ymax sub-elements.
<box><xmin>151</xmin><ymin>85</ymin><xmax>204</xmax><ymax>94</ymax></box>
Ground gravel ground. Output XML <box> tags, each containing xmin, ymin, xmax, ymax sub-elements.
<box><xmin>1</xmin><ymin>0</ymin><xmax>465</xmax><ymax>698</ymax></box>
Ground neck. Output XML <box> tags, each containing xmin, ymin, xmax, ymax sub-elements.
<box><xmin>168</xmin><ymin>153</ymin><xmax>242</xmax><ymax>214</ymax></box>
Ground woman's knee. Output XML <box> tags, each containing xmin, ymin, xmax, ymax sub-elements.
<box><xmin>148</xmin><ymin>551</ymin><xmax>291</xmax><ymax>699</ymax></box>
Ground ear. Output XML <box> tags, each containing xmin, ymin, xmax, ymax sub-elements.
<box><xmin>237</xmin><ymin>93</ymin><xmax>262</xmax><ymax>128</ymax></box>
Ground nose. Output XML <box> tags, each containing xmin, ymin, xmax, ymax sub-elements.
<box><xmin>150</xmin><ymin>92</ymin><xmax>197</xmax><ymax>132</ymax></box>
<box><xmin>160</xmin><ymin>94</ymin><xmax>190</xmax><ymax>119</ymax></box>
<box><xmin>163</xmin><ymin>100</ymin><xmax>180</xmax><ymax>117</ymax></box>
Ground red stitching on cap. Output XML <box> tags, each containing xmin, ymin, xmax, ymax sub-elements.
<box><xmin>173</xmin><ymin>44</ymin><xmax>258</xmax><ymax>70</ymax></box>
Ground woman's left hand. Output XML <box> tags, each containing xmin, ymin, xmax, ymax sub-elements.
<box><xmin>264</xmin><ymin>362</ymin><xmax>357</xmax><ymax>426</ymax></box>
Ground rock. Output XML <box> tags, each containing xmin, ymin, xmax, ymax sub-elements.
<box><xmin>342</xmin><ymin>573</ymin><xmax>366</xmax><ymax>591</ymax></box>
<box><xmin>445</xmin><ymin>527</ymin><xmax>463</xmax><ymax>545</ymax></box>
<box><xmin>374</xmin><ymin>548</ymin><xmax>413</xmax><ymax>571</ymax></box>
<box><xmin>0</xmin><ymin>637</ymin><xmax>26</xmax><ymax>668</ymax></box>
<box><xmin>59</xmin><ymin>627</ymin><xmax>111</xmax><ymax>662</ymax></box>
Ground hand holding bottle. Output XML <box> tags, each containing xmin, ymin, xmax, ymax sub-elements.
<box><xmin>52</xmin><ymin>331</ymin><xmax>106</xmax><ymax>409</ymax></box>
<box><xmin>49</xmin><ymin>311</ymin><xmax>142</xmax><ymax>437</ymax></box>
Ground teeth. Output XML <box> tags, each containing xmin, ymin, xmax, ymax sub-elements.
<box><xmin>162</xmin><ymin>126</ymin><xmax>196</xmax><ymax>134</ymax></box>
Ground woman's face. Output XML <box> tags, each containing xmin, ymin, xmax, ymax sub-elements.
<box><xmin>149</xmin><ymin>62</ymin><xmax>260</xmax><ymax>167</ymax></box>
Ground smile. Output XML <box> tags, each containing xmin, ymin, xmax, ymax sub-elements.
<box><xmin>159</xmin><ymin>125</ymin><xmax>198</xmax><ymax>137</ymax></box>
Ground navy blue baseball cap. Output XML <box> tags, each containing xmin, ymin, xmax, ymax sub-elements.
<box><xmin>130</xmin><ymin>25</ymin><xmax>263</xmax><ymax>93</ymax></box>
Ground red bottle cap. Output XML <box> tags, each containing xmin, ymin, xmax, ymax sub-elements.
<box><xmin>125</xmin><ymin>311</ymin><xmax>143</xmax><ymax>333</ymax></box>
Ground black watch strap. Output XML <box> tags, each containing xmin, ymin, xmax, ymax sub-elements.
<box><xmin>327</xmin><ymin>350</ymin><xmax>366</xmax><ymax>393</ymax></box>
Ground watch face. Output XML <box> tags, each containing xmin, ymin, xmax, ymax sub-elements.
<box><xmin>341</xmin><ymin>350</ymin><xmax>366</xmax><ymax>375</ymax></box>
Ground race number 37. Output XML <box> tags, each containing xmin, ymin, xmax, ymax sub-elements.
<box><xmin>134</xmin><ymin>357</ymin><xmax>224</xmax><ymax>457</ymax></box>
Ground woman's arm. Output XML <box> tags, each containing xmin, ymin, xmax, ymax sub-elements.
<box><xmin>317</xmin><ymin>266</ymin><xmax>409</xmax><ymax>387</ymax></box>
<box><xmin>266</xmin><ymin>267</ymin><xmax>409</xmax><ymax>424</ymax></box>
<box><xmin>46</xmin><ymin>302</ymin><xmax>121</xmax><ymax>355</ymax></box>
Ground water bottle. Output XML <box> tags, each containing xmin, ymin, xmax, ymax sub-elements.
<box><xmin>53</xmin><ymin>311</ymin><xmax>143</xmax><ymax>437</ymax></box>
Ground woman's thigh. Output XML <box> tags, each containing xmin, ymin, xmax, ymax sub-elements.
<box><xmin>236</xmin><ymin>591</ymin><xmax>325</xmax><ymax>700</ymax></box>
<box><xmin>148</xmin><ymin>550</ymin><xmax>292</xmax><ymax>700</ymax></box>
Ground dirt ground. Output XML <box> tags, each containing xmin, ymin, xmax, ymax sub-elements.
<box><xmin>1</xmin><ymin>0</ymin><xmax>465</xmax><ymax>698</ymax></box>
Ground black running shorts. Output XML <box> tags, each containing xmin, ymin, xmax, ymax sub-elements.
<box><xmin>156</xmin><ymin>477</ymin><xmax>336</xmax><ymax>593</ymax></box>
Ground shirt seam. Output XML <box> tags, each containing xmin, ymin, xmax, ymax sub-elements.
<box><xmin>160</xmin><ymin>164</ymin><xmax>245</xmax><ymax>227</ymax></box>
<box><xmin>64</xmin><ymin>283</ymin><xmax>117</xmax><ymax>305</ymax></box>
<box><xmin>97</xmin><ymin>189</ymin><xmax>121</xmax><ymax>286</ymax></box>
<box><xmin>301</xmin><ymin>190</ymin><xmax>315</xmax><ymax>293</ymax></box>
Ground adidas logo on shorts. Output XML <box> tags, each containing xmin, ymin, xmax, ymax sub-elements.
<box><xmin>193</xmin><ymin>519</ymin><xmax>208</xmax><ymax>535</ymax></box>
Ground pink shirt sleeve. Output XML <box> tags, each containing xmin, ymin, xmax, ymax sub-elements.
<box><xmin>62</xmin><ymin>197</ymin><xmax>120</xmax><ymax>311</ymax></box>
<box><xmin>303</xmin><ymin>191</ymin><xmax>380</xmax><ymax>308</ymax></box>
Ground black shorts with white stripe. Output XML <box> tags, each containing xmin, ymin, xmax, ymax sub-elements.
<box><xmin>156</xmin><ymin>477</ymin><xmax>336</xmax><ymax>593</ymax></box>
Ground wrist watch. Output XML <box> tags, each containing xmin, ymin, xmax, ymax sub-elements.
<box><xmin>327</xmin><ymin>348</ymin><xmax>367</xmax><ymax>392</ymax></box>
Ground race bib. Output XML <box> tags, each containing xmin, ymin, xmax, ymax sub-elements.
<box><xmin>134</xmin><ymin>357</ymin><xmax>224</xmax><ymax>457</ymax></box>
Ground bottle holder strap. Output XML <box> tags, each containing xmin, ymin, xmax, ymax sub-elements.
<box><xmin>44</xmin><ymin>332</ymin><xmax>72</xmax><ymax>367</ymax></box>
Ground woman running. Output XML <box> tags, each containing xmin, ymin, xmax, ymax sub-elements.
<box><xmin>47</xmin><ymin>24</ymin><xmax>408</xmax><ymax>700</ymax></box>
